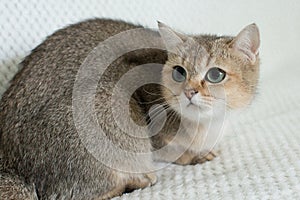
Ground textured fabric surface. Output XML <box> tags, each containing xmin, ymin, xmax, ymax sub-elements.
<box><xmin>1</xmin><ymin>0</ymin><xmax>300</xmax><ymax>199</ymax></box>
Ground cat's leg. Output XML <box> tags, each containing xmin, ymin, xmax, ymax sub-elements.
<box><xmin>97</xmin><ymin>98</ymin><xmax>157</xmax><ymax>199</ymax></box>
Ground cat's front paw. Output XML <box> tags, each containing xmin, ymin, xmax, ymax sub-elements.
<box><xmin>190</xmin><ymin>151</ymin><xmax>217</xmax><ymax>165</ymax></box>
<box><xmin>174</xmin><ymin>150</ymin><xmax>218</xmax><ymax>165</ymax></box>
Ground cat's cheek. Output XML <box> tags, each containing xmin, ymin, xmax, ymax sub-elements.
<box><xmin>227</xmin><ymin>91</ymin><xmax>253</xmax><ymax>109</ymax></box>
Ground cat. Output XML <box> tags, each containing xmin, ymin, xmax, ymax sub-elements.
<box><xmin>0</xmin><ymin>19</ymin><xmax>260</xmax><ymax>199</ymax></box>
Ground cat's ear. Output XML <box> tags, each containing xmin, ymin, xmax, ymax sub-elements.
<box><xmin>230</xmin><ymin>23</ymin><xmax>260</xmax><ymax>64</ymax></box>
<box><xmin>157</xmin><ymin>21</ymin><xmax>188</xmax><ymax>51</ymax></box>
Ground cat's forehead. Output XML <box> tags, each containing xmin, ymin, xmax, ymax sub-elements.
<box><xmin>176</xmin><ymin>40</ymin><xmax>211</xmax><ymax>75</ymax></box>
<box><xmin>174</xmin><ymin>36</ymin><xmax>232</xmax><ymax>75</ymax></box>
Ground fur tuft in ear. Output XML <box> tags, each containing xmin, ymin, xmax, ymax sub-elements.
<box><xmin>231</xmin><ymin>23</ymin><xmax>260</xmax><ymax>64</ymax></box>
<box><xmin>157</xmin><ymin>21</ymin><xmax>187</xmax><ymax>51</ymax></box>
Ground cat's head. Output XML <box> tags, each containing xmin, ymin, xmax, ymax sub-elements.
<box><xmin>158</xmin><ymin>22</ymin><xmax>260</xmax><ymax>121</ymax></box>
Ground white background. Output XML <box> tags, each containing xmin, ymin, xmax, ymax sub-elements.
<box><xmin>1</xmin><ymin>0</ymin><xmax>300</xmax><ymax>95</ymax></box>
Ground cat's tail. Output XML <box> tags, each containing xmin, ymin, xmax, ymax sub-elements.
<box><xmin>0</xmin><ymin>170</ymin><xmax>38</xmax><ymax>200</ymax></box>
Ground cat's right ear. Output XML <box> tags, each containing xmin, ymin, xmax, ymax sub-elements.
<box><xmin>157</xmin><ymin>21</ymin><xmax>187</xmax><ymax>51</ymax></box>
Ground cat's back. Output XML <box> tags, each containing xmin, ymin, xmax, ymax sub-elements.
<box><xmin>0</xmin><ymin>19</ymin><xmax>140</xmax><ymax>124</ymax></box>
<box><xmin>0</xmin><ymin>18</ymin><xmax>141</xmax><ymax>172</ymax></box>
<box><xmin>1</xmin><ymin>18</ymin><xmax>140</xmax><ymax>102</ymax></box>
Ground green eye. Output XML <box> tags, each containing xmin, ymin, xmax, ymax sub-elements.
<box><xmin>172</xmin><ymin>66</ymin><xmax>187</xmax><ymax>82</ymax></box>
<box><xmin>205</xmin><ymin>67</ymin><xmax>226</xmax><ymax>83</ymax></box>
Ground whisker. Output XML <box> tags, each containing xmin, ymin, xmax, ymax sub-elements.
<box><xmin>136</xmin><ymin>97</ymin><xmax>166</xmax><ymax>105</ymax></box>
<box><xmin>147</xmin><ymin>103</ymin><xmax>169</xmax><ymax>115</ymax></box>
<box><xmin>170</xmin><ymin>110</ymin><xmax>179</xmax><ymax>124</ymax></box>
<box><xmin>142</xmin><ymin>87</ymin><xmax>161</xmax><ymax>96</ymax></box>
<box><xmin>148</xmin><ymin>107</ymin><xmax>171</xmax><ymax>125</ymax></box>
<box><xmin>147</xmin><ymin>107</ymin><xmax>173</xmax><ymax>130</ymax></box>
<box><xmin>136</xmin><ymin>94</ymin><xmax>176</xmax><ymax>105</ymax></box>
<box><xmin>199</xmin><ymin>100</ymin><xmax>213</xmax><ymax>107</ymax></box>
<box><xmin>147</xmin><ymin>105</ymin><xmax>170</xmax><ymax>124</ymax></box>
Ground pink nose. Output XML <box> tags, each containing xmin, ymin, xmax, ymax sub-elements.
<box><xmin>184</xmin><ymin>89</ymin><xmax>198</xmax><ymax>100</ymax></box>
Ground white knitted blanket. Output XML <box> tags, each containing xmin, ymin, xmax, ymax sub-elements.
<box><xmin>1</xmin><ymin>1</ymin><xmax>300</xmax><ymax>199</ymax></box>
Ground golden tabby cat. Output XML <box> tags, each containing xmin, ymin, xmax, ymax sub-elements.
<box><xmin>0</xmin><ymin>19</ymin><xmax>259</xmax><ymax>199</ymax></box>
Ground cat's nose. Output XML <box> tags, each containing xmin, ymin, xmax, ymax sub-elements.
<box><xmin>184</xmin><ymin>89</ymin><xmax>198</xmax><ymax>100</ymax></box>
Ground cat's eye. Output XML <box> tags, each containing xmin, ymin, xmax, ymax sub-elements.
<box><xmin>205</xmin><ymin>67</ymin><xmax>226</xmax><ymax>83</ymax></box>
<box><xmin>172</xmin><ymin>66</ymin><xmax>187</xmax><ymax>82</ymax></box>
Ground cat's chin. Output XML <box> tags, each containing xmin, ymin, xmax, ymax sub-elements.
<box><xmin>178</xmin><ymin>103</ymin><xmax>213</xmax><ymax>123</ymax></box>
<box><xmin>172</xmin><ymin>93</ymin><xmax>213</xmax><ymax>123</ymax></box>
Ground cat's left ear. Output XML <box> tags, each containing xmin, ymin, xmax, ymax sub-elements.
<box><xmin>230</xmin><ymin>23</ymin><xmax>260</xmax><ymax>64</ymax></box>
<box><xmin>157</xmin><ymin>21</ymin><xmax>188</xmax><ymax>51</ymax></box>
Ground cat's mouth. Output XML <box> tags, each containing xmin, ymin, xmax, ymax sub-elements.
<box><xmin>186</xmin><ymin>102</ymin><xmax>194</xmax><ymax>107</ymax></box>
<box><xmin>186</xmin><ymin>101</ymin><xmax>210</xmax><ymax>110</ymax></box>
<box><xmin>186</xmin><ymin>102</ymin><xmax>199</xmax><ymax>108</ymax></box>
<box><xmin>165</xmin><ymin>92</ymin><xmax>215</xmax><ymax>121</ymax></box>
<box><xmin>173</xmin><ymin>93</ymin><xmax>214</xmax><ymax>119</ymax></box>
<box><xmin>183</xmin><ymin>94</ymin><xmax>211</xmax><ymax>110</ymax></box>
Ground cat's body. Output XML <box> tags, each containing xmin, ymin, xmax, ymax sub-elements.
<box><xmin>0</xmin><ymin>19</ymin><xmax>260</xmax><ymax>199</ymax></box>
